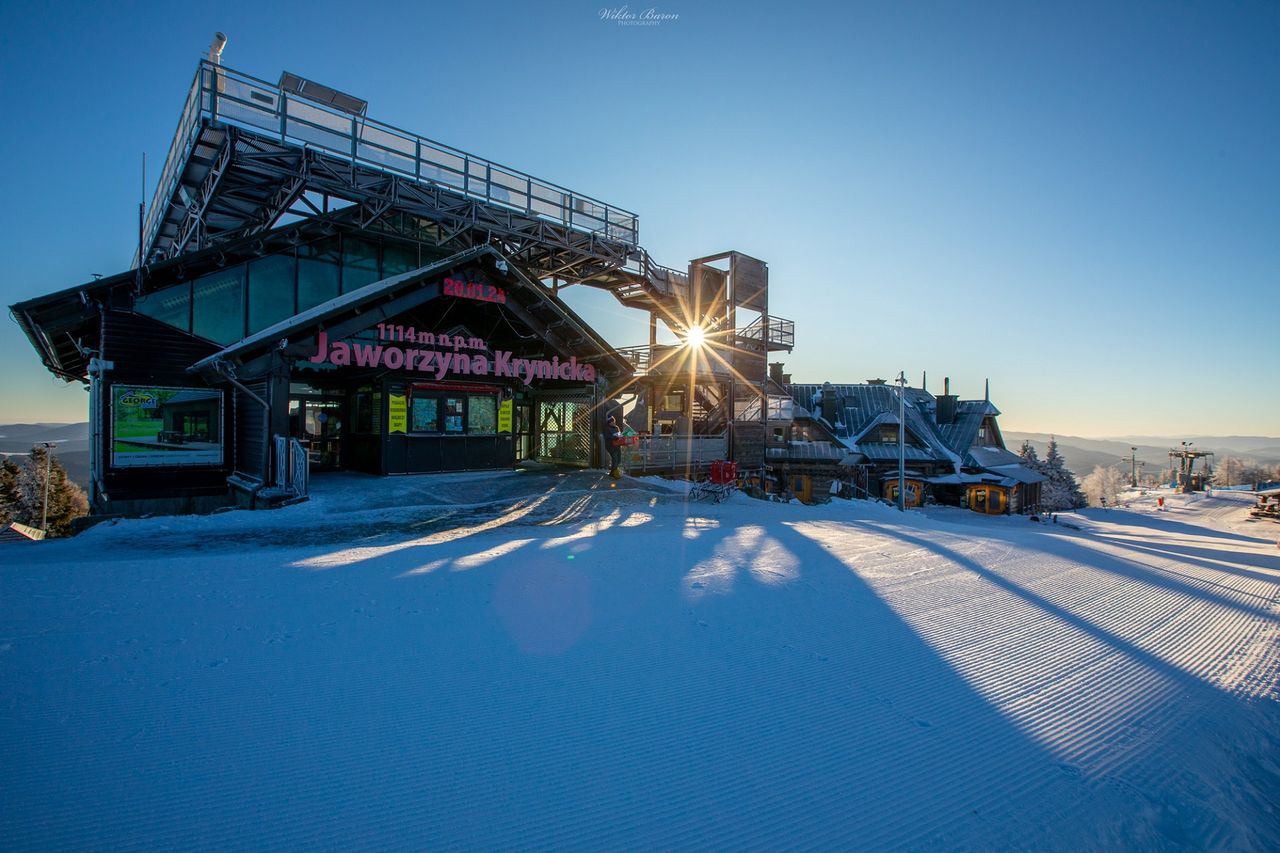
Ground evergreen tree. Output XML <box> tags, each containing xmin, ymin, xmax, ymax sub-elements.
<box><xmin>1018</xmin><ymin>440</ymin><xmax>1042</xmax><ymax>470</ymax></box>
<box><xmin>0</xmin><ymin>457</ymin><xmax>21</xmax><ymax>526</ymax></box>
<box><xmin>1040</xmin><ymin>436</ymin><xmax>1087</xmax><ymax>510</ymax></box>
<box><xmin>4</xmin><ymin>446</ymin><xmax>88</xmax><ymax>537</ymax></box>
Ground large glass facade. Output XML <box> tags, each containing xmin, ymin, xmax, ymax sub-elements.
<box><xmin>247</xmin><ymin>255</ymin><xmax>296</xmax><ymax>334</ymax></box>
<box><xmin>192</xmin><ymin>266</ymin><xmax>245</xmax><ymax>344</ymax></box>
<box><xmin>136</xmin><ymin>281</ymin><xmax>192</xmax><ymax>332</ymax></box>
<box><xmin>342</xmin><ymin>237</ymin><xmax>380</xmax><ymax>293</ymax></box>
<box><xmin>298</xmin><ymin>237</ymin><xmax>341</xmax><ymax>312</ymax></box>
<box><xmin>137</xmin><ymin>235</ymin><xmax>425</xmax><ymax>343</ymax></box>
<box><xmin>382</xmin><ymin>242</ymin><xmax>417</xmax><ymax>277</ymax></box>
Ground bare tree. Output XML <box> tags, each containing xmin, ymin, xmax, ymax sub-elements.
<box><xmin>1081</xmin><ymin>465</ymin><xmax>1124</xmax><ymax>507</ymax></box>
<box><xmin>1214</xmin><ymin>456</ymin><xmax>1243</xmax><ymax>487</ymax></box>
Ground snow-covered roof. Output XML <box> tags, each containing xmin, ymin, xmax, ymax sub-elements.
<box><xmin>987</xmin><ymin>463</ymin><xmax>1047</xmax><ymax>485</ymax></box>
<box><xmin>968</xmin><ymin>446</ymin><xmax>1022</xmax><ymax>469</ymax></box>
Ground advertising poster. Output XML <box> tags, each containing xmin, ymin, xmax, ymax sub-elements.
<box><xmin>111</xmin><ymin>386</ymin><xmax>223</xmax><ymax>468</ymax></box>
<box><xmin>388</xmin><ymin>394</ymin><xmax>407</xmax><ymax>434</ymax></box>
<box><xmin>497</xmin><ymin>398</ymin><xmax>513</xmax><ymax>434</ymax></box>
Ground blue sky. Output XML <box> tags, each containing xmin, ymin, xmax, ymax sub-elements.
<box><xmin>1</xmin><ymin>0</ymin><xmax>1276</xmax><ymax>436</ymax></box>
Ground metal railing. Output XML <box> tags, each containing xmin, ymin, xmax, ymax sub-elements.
<box><xmin>273</xmin><ymin>435</ymin><xmax>310</xmax><ymax>498</ymax></box>
<box><xmin>621</xmin><ymin>434</ymin><xmax>728</xmax><ymax>471</ymax></box>
<box><xmin>143</xmin><ymin>61</ymin><xmax>641</xmax><ymax>262</ymax></box>
<box><xmin>737</xmin><ymin>315</ymin><xmax>796</xmax><ymax>350</ymax></box>
<box><xmin>614</xmin><ymin>345</ymin><xmax>653</xmax><ymax>374</ymax></box>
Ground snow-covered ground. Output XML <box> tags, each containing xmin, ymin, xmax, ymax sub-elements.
<box><xmin>3</xmin><ymin>472</ymin><xmax>1278</xmax><ymax>850</ymax></box>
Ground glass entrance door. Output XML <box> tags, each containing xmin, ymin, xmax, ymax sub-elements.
<box><xmin>289</xmin><ymin>396</ymin><xmax>345</xmax><ymax>469</ymax></box>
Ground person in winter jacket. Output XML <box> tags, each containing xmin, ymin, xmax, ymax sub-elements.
<box><xmin>603</xmin><ymin>414</ymin><xmax>623</xmax><ymax>477</ymax></box>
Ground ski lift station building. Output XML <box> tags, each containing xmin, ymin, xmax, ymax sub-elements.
<box><xmin>11</xmin><ymin>54</ymin><xmax>794</xmax><ymax>516</ymax></box>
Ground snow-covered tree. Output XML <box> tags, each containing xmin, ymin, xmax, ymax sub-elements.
<box><xmin>1081</xmin><ymin>465</ymin><xmax>1125</xmax><ymax>507</ymax></box>
<box><xmin>1214</xmin><ymin>457</ymin><xmax>1244</xmax><ymax>487</ymax></box>
<box><xmin>0</xmin><ymin>457</ymin><xmax>21</xmax><ymax>526</ymax></box>
<box><xmin>1240</xmin><ymin>462</ymin><xmax>1270</xmax><ymax>486</ymax></box>
<box><xmin>1040</xmin><ymin>436</ymin><xmax>1086</xmax><ymax>510</ymax></box>
<box><xmin>1</xmin><ymin>447</ymin><xmax>88</xmax><ymax>537</ymax></box>
<box><xmin>1018</xmin><ymin>440</ymin><xmax>1041</xmax><ymax>469</ymax></box>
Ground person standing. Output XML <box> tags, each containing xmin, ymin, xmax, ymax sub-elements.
<box><xmin>603</xmin><ymin>414</ymin><xmax>623</xmax><ymax>478</ymax></box>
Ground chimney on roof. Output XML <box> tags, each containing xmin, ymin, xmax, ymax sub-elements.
<box><xmin>769</xmin><ymin>362</ymin><xmax>786</xmax><ymax>386</ymax></box>
<box><xmin>821</xmin><ymin>392</ymin><xmax>839</xmax><ymax>425</ymax></box>
<box><xmin>922</xmin><ymin>371</ymin><xmax>927</xmax><ymax>393</ymax></box>
<box><xmin>208</xmin><ymin>32</ymin><xmax>227</xmax><ymax>65</ymax></box>
<box><xmin>867</xmin><ymin>378</ymin><xmax>887</xmax><ymax>385</ymax></box>
<box><xmin>936</xmin><ymin>376</ymin><xmax>957</xmax><ymax>425</ymax></box>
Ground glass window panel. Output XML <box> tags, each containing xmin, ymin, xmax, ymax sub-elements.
<box><xmin>342</xmin><ymin>236</ymin><xmax>380</xmax><ymax>293</ymax></box>
<box><xmin>411</xmin><ymin>395</ymin><xmax>438</xmax><ymax>433</ymax></box>
<box><xmin>298</xmin><ymin>237</ymin><xmax>340</xmax><ymax>311</ymax></box>
<box><xmin>135</xmin><ymin>281</ymin><xmax>191</xmax><ymax>332</ymax></box>
<box><xmin>354</xmin><ymin>391</ymin><xmax>373</xmax><ymax>433</ymax></box>
<box><xmin>382</xmin><ymin>242</ymin><xmax>417</xmax><ymax>276</ymax></box>
<box><xmin>467</xmin><ymin>395</ymin><xmax>497</xmax><ymax>434</ymax></box>
<box><xmin>443</xmin><ymin>397</ymin><xmax>465</xmax><ymax>433</ymax></box>
<box><xmin>247</xmin><ymin>254</ymin><xmax>296</xmax><ymax>334</ymax></box>
<box><xmin>192</xmin><ymin>265</ymin><xmax>245</xmax><ymax>344</ymax></box>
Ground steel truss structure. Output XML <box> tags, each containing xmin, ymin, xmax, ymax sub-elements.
<box><xmin>141</xmin><ymin>62</ymin><xmax>665</xmax><ymax>295</ymax></box>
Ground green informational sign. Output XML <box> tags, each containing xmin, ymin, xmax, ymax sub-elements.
<box><xmin>388</xmin><ymin>393</ymin><xmax>407</xmax><ymax>434</ymax></box>
<box><xmin>497</xmin><ymin>398</ymin><xmax>513</xmax><ymax>434</ymax></box>
<box><xmin>111</xmin><ymin>385</ymin><xmax>223</xmax><ymax>468</ymax></box>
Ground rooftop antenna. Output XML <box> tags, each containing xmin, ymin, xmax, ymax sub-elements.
<box><xmin>135</xmin><ymin>152</ymin><xmax>145</xmax><ymax>291</ymax></box>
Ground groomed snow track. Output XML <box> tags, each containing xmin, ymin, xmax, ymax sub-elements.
<box><xmin>2</xmin><ymin>477</ymin><xmax>1278</xmax><ymax>849</ymax></box>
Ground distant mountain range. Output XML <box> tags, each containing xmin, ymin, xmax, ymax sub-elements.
<box><xmin>0</xmin><ymin>422</ymin><xmax>90</xmax><ymax>489</ymax></box>
<box><xmin>1003</xmin><ymin>432</ymin><xmax>1280</xmax><ymax>479</ymax></box>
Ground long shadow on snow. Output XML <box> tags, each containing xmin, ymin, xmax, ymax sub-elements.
<box><xmin>910</xmin><ymin>515</ymin><xmax>1279</xmax><ymax>622</ymax></box>
<box><xmin>1089</xmin><ymin>535</ymin><xmax>1280</xmax><ymax>594</ymax></box>
<box><xmin>10</xmin><ymin>498</ymin><xmax>1273</xmax><ymax>850</ymax></box>
<box><xmin>263</xmin><ymin>504</ymin><xmax>1133</xmax><ymax>849</ymax></box>
<box><xmin>865</xmin><ymin>523</ymin><xmax>1279</xmax><ymax>685</ymax></box>
<box><xmin>1027</xmin><ymin>528</ymin><xmax>1280</xmax><ymax>621</ymax></box>
<box><xmin>1084</xmin><ymin>505</ymin><xmax>1272</xmax><ymax>546</ymax></box>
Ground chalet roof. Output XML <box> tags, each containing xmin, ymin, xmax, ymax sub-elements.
<box><xmin>788</xmin><ymin>382</ymin><xmax>1041</xmax><ymax>475</ymax></box>
<box><xmin>765</xmin><ymin>441</ymin><xmax>848</xmax><ymax>462</ymax></box>
<box><xmin>937</xmin><ymin>399</ymin><xmax>997</xmax><ymax>451</ymax></box>
<box><xmin>987</xmin><ymin>463</ymin><xmax>1046</xmax><ymax>485</ymax></box>
<box><xmin>859</xmin><ymin>444</ymin><xmax>941</xmax><ymax>463</ymax></box>
<box><xmin>967</xmin><ymin>446</ymin><xmax>1023</xmax><ymax>469</ymax></box>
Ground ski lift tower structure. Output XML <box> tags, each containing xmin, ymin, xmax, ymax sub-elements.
<box><xmin>1169</xmin><ymin>443</ymin><xmax>1214</xmax><ymax>493</ymax></box>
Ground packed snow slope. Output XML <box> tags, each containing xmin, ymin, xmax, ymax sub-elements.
<box><xmin>3</xmin><ymin>472</ymin><xmax>1279</xmax><ymax>850</ymax></box>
